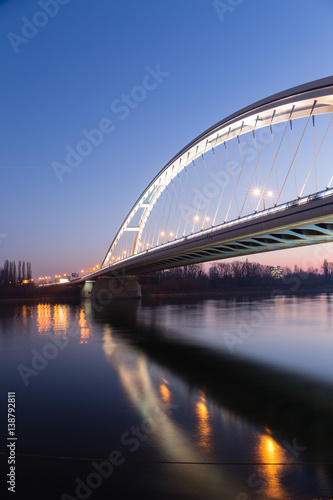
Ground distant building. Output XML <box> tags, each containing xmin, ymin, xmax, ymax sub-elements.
<box><xmin>59</xmin><ymin>274</ymin><xmax>70</xmax><ymax>283</ymax></box>
<box><xmin>270</xmin><ymin>266</ymin><xmax>283</xmax><ymax>279</ymax></box>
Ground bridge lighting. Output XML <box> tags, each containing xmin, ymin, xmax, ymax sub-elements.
<box><xmin>169</xmin><ymin>232</ymin><xmax>173</xmax><ymax>236</ymax></box>
<box><xmin>160</xmin><ymin>231</ymin><xmax>165</xmax><ymax>236</ymax></box>
<box><xmin>194</xmin><ymin>215</ymin><xmax>210</xmax><ymax>222</ymax></box>
<box><xmin>252</xmin><ymin>187</ymin><xmax>274</xmax><ymax>210</ymax></box>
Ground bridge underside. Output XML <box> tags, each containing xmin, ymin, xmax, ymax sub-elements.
<box><xmin>93</xmin><ymin>192</ymin><xmax>333</xmax><ymax>277</ymax></box>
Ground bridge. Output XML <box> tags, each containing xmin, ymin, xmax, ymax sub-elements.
<box><xmin>80</xmin><ymin>76</ymin><xmax>333</xmax><ymax>298</ymax></box>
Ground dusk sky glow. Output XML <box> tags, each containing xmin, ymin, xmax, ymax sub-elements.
<box><xmin>1</xmin><ymin>0</ymin><xmax>333</xmax><ymax>279</ymax></box>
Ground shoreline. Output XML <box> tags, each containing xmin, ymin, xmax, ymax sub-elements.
<box><xmin>0</xmin><ymin>287</ymin><xmax>332</xmax><ymax>303</ymax></box>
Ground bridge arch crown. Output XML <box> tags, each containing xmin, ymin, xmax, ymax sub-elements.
<box><xmin>101</xmin><ymin>76</ymin><xmax>333</xmax><ymax>270</ymax></box>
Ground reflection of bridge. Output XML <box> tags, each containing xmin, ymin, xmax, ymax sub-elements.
<box><xmin>96</xmin><ymin>300</ymin><xmax>333</xmax><ymax>498</ymax></box>
<box><xmin>81</xmin><ymin>77</ymin><xmax>333</xmax><ymax>296</ymax></box>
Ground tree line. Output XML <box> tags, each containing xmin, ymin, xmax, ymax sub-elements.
<box><xmin>139</xmin><ymin>259</ymin><xmax>333</xmax><ymax>293</ymax></box>
<box><xmin>0</xmin><ymin>260</ymin><xmax>33</xmax><ymax>286</ymax></box>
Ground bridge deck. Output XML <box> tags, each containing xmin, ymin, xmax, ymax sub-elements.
<box><xmin>80</xmin><ymin>190</ymin><xmax>333</xmax><ymax>280</ymax></box>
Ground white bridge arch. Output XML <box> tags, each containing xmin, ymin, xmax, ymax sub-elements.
<box><xmin>100</xmin><ymin>76</ymin><xmax>333</xmax><ymax>273</ymax></box>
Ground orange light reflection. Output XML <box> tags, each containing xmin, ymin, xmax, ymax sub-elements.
<box><xmin>78</xmin><ymin>307</ymin><xmax>92</xmax><ymax>343</ymax></box>
<box><xmin>37</xmin><ymin>304</ymin><xmax>52</xmax><ymax>334</ymax></box>
<box><xmin>257</xmin><ymin>435</ymin><xmax>290</xmax><ymax>499</ymax></box>
<box><xmin>160</xmin><ymin>384</ymin><xmax>171</xmax><ymax>404</ymax></box>
<box><xmin>195</xmin><ymin>397</ymin><xmax>212</xmax><ymax>452</ymax></box>
<box><xmin>53</xmin><ymin>304</ymin><xmax>69</xmax><ymax>334</ymax></box>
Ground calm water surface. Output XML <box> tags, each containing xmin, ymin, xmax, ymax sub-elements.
<box><xmin>1</xmin><ymin>294</ymin><xmax>333</xmax><ymax>499</ymax></box>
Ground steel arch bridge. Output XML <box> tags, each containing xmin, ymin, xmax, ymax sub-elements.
<box><xmin>83</xmin><ymin>76</ymin><xmax>333</xmax><ymax>291</ymax></box>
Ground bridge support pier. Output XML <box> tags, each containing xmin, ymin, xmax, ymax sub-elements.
<box><xmin>81</xmin><ymin>280</ymin><xmax>96</xmax><ymax>298</ymax></box>
<box><xmin>82</xmin><ymin>276</ymin><xmax>141</xmax><ymax>301</ymax></box>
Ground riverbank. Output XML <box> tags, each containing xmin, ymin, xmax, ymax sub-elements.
<box><xmin>0</xmin><ymin>283</ymin><xmax>82</xmax><ymax>302</ymax></box>
<box><xmin>142</xmin><ymin>287</ymin><xmax>333</xmax><ymax>299</ymax></box>
<box><xmin>0</xmin><ymin>284</ymin><xmax>332</xmax><ymax>303</ymax></box>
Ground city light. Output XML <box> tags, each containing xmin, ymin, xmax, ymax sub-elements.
<box><xmin>193</xmin><ymin>215</ymin><xmax>210</xmax><ymax>225</ymax></box>
<box><xmin>252</xmin><ymin>187</ymin><xmax>274</xmax><ymax>210</ymax></box>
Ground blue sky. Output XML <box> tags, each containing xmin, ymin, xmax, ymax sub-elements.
<box><xmin>1</xmin><ymin>0</ymin><xmax>333</xmax><ymax>278</ymax></box>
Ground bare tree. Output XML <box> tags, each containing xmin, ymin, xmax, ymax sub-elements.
<box><xmin>13</xmin><ymin>262</ymin><xmax>17</xmax><ymax>284</ymax></box>
<box><xmin>27</xmin><ymin>262</ymin><xmax>32</xmax><ymax>281</ymax></box>
<box><xmin>18</xmin><ymin>260</ymin><xmax>22</xmax><ymax>284</ymax></box>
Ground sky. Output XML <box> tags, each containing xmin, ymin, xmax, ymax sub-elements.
<box><xmin>1</xmin><ymin>0</ymin><xmax>333</xmax><ymax>279</ymax></box>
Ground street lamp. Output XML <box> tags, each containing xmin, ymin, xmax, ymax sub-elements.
<box><xmin>193</xmin><ymin>215</ymin><xmax>210</xmax><ymax>229</ymax></box>
<box><xmin>252</xmin><ymin>187</ymin><xmax>273</xmax><ymax>210</ymax></box>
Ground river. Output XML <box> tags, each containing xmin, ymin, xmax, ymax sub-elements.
<box><xmin>0</xmin><ymin>294</ymin><xmax>333</xmax><ymax>499</ymax></box>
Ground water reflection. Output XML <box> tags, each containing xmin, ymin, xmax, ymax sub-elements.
<box><xmin>159</xmin><ymin>383</ymin><xmax>171</xmax><ymax>404</ymax></box>
<box><xmin>37</xmin><ymin>303</ymin><xmax>52</xmax><ymax>333</ymax></box>
<box><xmin>53</xmin><ymin>304</ymin><xmax>69</xmax><ymax>333</ymax></box>
<box><xmin>102</xmin><ymin>325</ymin><xmax>240</xmax><ymax>498</ymax></box>
<box><xmin>78</xmin><ymin>306</ymin><xmax>91</xmax><ymax>343</ymax></box>
<box><xmin>94</xmin><ymin>298</ymin><xmax>333</xmax><ymax>499</ymax></box>
<box><xmin>195</xmin><ymin>394</ymin><xmax>212</xmax><ymax>453</ymax></box>
<box><xmin>21</xmin><ymin>304</ymin><xmax>33</xmax><ymax>326</ymax></box>
<box><xmin>256</xmin><ymin>435</ymin><xmax>290</xmax><ymax>499</ymax></box>
<box><xmin>35</xmin><ymin>303</ymin><xmax>93</xmax><ymax>343</ymax></box>
<box><xmin>2</xmin><ymin>297</ymin><xmax>333</xmax><ymax>499</ymax></box>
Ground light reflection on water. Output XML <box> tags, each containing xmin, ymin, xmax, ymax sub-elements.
<box><xmin>101</xmin><ymin>324</ymin><xmax>238</xmax><ymax>497</ymax></box>
<box><xmin>34</xmin><ymin>302</ymin><xmax>94</xmax><ymax>343</ymax></box>
<box><xmin>0</xmin><ymin>295</ymin><xmax>333</xmax><ymax>499</ymax></box>
<box><xmin>195</xmin><ymin>395</ymin><xmax>213</xmax><ymax>453</ymax></box>
<box><xmin>256</xmin><ymin>435</ymin><xmax>290</xmax><ymax>500</ymax></box>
